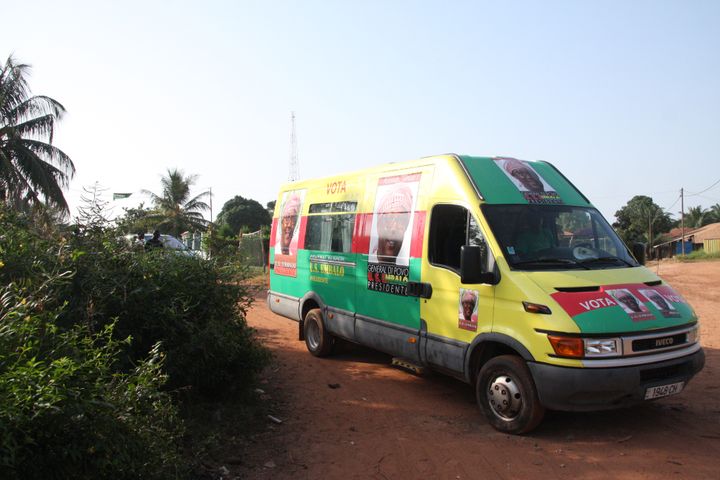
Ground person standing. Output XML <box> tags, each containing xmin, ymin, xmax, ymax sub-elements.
<box><xmin>145</xmin><ymin>230</ymin><xmax>163</xmax><ymax>251</ymax></box>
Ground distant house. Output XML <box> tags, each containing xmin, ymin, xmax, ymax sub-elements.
<box><xmin>653</xmin><ymin>222</ymin><xmax>720</xmax><ymax>258</ymax></box>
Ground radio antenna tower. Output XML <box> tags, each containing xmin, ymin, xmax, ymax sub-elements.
<box><xmin>289</xmin><ymin>111</ymin><xmax>299</xmax><ymax>182</ymax></box>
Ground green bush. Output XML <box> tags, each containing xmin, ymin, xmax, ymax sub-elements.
<box><xmin>0</xmin><ymin>283</ymin><xmax>184</xmax><ymax>480</ymax></box>
<box><xmin>677</xmin><ymin>250</ymin><xmax>720</xmax><ymax>262</ymax></box>
<box><xmin>59</xmin><ymin>231</ymin><xmax>269</xmax><ymax>396</ymax></box>
<box><xmin>0</xmin><ymin>205</ymin><xmax>270</xmax><ymax>477</ymax></box>
<box><xmin>0</xmin><ymin>206</ymin><xmax>270</xmax><ymax>397</ymax></box>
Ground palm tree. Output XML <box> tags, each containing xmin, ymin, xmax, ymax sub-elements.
<box><xmin>0</xmin><ymin>56</ymin><xmax>74</xmax><ymax>213</ymax></box>
<box><xmin>143</xmin><ymin>168</ymin><xmax>210</xmax><ymax>236</ymax></box>
<box><xmin>709</xmin><ymin>204</ymin><xmax>720</xmax><ymax>224</ymax></box>
<box><xmin>684</xmin><ymin>206</ymin><xmax>709</xmax><ymax>229</ymax></box>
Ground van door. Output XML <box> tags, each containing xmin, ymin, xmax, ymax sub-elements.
<box><xmin>304</xmin><ymin>200</ymin><xmax>359</xmax><ymax>340</ymax></box>
<box><xmin>421</xmin><ymin>204</ymin><xmax>494</xmax><ymax>374</ymax></box>
<box><xmin>354</xmin><ymin>169</ymin><xmax>428</xmax><ymax>361</ymax></box>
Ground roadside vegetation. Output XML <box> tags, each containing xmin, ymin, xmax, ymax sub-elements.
<box><xmin>0</xmin><ymin>205</ymin><xmax>270</xmax><ymax>479</ymax></box>
<box><xmin>677</xmin><ymin>250</ymin><xmax>720</xmax><ymax>262</ymax></box>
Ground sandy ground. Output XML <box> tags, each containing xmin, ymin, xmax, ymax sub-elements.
<box><xmin>237</xmin><ymin>261</ymin><xmax>720</xmax><ymax>479</ymax></box>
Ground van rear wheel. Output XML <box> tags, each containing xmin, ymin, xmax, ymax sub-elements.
<box><xmin>476</xmin><ymin>355</ymin><xmax>545</xmax><ymax>434</ymax></box>
<box><xmin>303</xmin><ymin>308</ymin><xmax>334</xmax><ymax>357</ymax></box>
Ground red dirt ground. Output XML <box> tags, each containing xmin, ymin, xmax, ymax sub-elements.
<box><xmin>237</xmin><ymin>261</ymin><xmax>720</xmax><ymax>479</ymax></box>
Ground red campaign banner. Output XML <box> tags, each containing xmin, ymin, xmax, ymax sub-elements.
<box><xmin>410</xmin><ymin>211</ymin><xmax>426</xmax><ymax>259</ymax></box>
<box><xmin>269</xmin><ymin>217</ymin><xmax>278</xmax><ymax>247</ymax></box>
<box><xmin>550</xmin><ymin>290</ymin><xmax>619</xmax><ymax>318</ymax></box>
<box><xmin>352</xmin><ymin>210</ymin><xmax>425</xmax><ymax>258</ymax></box>
<box><xmin>551</xmin><ymin>283</ymin><xmax>687</xmax><ymax>322</ymax></box>
<box><xmin>297</xmin><ymin>216</ymin><xmax>307</xmax><ymax>250</ymax></box>
<box><xmin>352</xmin><ymin>212</ymin><xmax>372</xmax><ymax>254</ymax></box>
<box><xmin>274</xmin><ymin>253</ymin><xmax>297</xmax><ymax>277</ymax></box>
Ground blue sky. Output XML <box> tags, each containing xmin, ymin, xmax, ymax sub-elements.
<box><xmin>3</xmin><ymin>0</ymin><xmax>719</xmax><ymax>223</ymax></box>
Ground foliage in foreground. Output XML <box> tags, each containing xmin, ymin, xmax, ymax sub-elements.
<box><xmin>0</xmin><ymin>205</ymin><xmax>270</xmax><ymax>478</ymax></box>
<box><xmin>0</xmin><ymin>283</ymin><xmax>184</xmax><ymax>479</ymax></box>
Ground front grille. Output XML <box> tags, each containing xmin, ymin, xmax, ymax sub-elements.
<box><xmin>632</xmin><ymin>333</ymin><xmax>687</xmax><ymax>352</ymax></box>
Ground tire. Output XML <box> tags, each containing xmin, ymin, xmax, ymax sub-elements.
<box><xmin>476</xmin><ymin>355</ymin><xmax>545</xmax><ymax>434</ymax></box>
<box><xmin>303</xmin><ymin>308</ymin><xmax>334</xmax><ymax>357</ymax></box>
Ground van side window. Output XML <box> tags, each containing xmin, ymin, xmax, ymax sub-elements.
<box><xmin>429</xmin><ymin>204</ymin><xmax>486</xmax><ymax>272</ymax></box>
<box><xmin>305</xmin><ymin>201</ymin><xmax>357</xmax><ymax>253</ymax></box>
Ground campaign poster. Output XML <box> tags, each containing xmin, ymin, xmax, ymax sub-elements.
<box><xmin>494</xmin><ymin>157</ymin><xmax>562</xmax><ymax>205</ymax></box>
<box><xmin>606</xmin><ymin>288</ymin><xmax>655</xmax><ymax>322</ymax></box>
<box><xmin>274</xmin><ymin>189</ymin><xmax>306</xmax><ymax>277</ymax></box>
<box><xmin>458</xmin><ymin>289</ymin><xmax>479</xmax><ymax>332</ymax></box>
<box><xmin>366</xmin><ymin>173</ymin><xmax>421</xmax><ymax>296</ymax></box>
<box><xmin>639</xmin><ymin>288</ymin><xmax>681</xmax><ymax>318</ymax></box>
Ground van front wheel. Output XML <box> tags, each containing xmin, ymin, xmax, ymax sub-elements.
<box><xmin>476</xmin><ymin>355</ymin><xmax>545</xmax><ymax>434</ymax></box>
<box><xmin>303</xmin><ymin>308</ymin><xmax>334</xmax><ymax>357</ymax></box>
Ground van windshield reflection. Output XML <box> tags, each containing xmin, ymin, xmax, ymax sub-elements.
<box><xmin>482</xmin><ymin>205</ymin><xmax>638</xmax><ymax>270</ymax></box>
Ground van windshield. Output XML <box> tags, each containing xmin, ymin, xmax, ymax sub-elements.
<box><xmin>482</xmin><ymin>205</ymin><xmax>639</xmax><ymax>270</ymax></box>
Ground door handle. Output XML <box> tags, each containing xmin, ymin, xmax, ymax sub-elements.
<box><xmin>407</xmin><ymin>281</ymin><xmax>432</xmax><ymax>299</ymax></box>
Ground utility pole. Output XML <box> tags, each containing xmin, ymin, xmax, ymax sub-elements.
<box><xmin>289</xmin><ymin>112</ymin><xmax>299</xmax><ymax>182</ymax></box>
<box><xmin>209</xmin><ymin>187</ymin><xmax>213</xmax><ymax>224</ymax></box>
<box><xmin>680</xmin><ymin>187</ymin><xmax>685</xmax><ymax>256</ymax></box>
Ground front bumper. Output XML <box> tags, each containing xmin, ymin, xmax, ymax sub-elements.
<box><xmin>528</xmin><ymin>348</ymin><xmax>705</xmax><ymax>411</ymax></box>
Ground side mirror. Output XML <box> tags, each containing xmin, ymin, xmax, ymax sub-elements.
<box><xmin>461</xmin><ymin>244</ymin><xmax>495</xmax><ymax>284</ymax></box>
<box><xmin>632</xmin><ymin>242</ymin><xmax>646</xmax><ymax>265</ymax></box>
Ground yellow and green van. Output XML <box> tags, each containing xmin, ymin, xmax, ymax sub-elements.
<box><xmin>268</xmin><ymin>154</ymin><xmax>704</xmax><ymax>434</ymax></box>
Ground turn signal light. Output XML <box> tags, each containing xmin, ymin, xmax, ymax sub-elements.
<box><xmin>523</xmin><ymin>301</ymin><xmax>552</xmax><ymax>315</ymax></box>
<box><xmin>548</xmin><ymin>335</ymin><xmax>583</xmax><ymax>358</ymax></box>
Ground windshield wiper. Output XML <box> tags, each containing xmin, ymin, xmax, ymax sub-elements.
<box><xmin>580</xmin><ymin>256</ymin><xmax>635</xmax><ymax>267</ymax></box>
<box><xmin>513</xmin><ymin>258</ymin><xmax>591</xmax><ymax>270</ymax></box>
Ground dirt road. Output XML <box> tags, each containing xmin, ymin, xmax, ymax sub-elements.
<box><xmin>238</xmin><ymin>261</ymin><xmax>720</xmax><ymax>479</ymax></box>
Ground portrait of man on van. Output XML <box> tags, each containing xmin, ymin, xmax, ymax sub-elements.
<box><xmin>369</xmin><ymin>175</ymin><xmax>420</xmax><ymax>266</ymax></box>
<box><xmin>496</xmin><ymin>157</ymin><xmax>550</xmax><ymax>193</ymax></box>
<box><xmin>276</xmin><ymin>190</ymin><xmax>304</xmax><ymax>255</ymax></box>
<box><xmin>640</xmin><ymin>289</ymin><xmax>680</xmax><ymax>318</ymax></box>
<box><xmin>458</xmin><ymin>289</ymin><xmax>479</xmax><ymax>332</ymax></box>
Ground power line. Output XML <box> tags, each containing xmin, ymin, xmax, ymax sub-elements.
<box><xmin>663</xmin><ymin>194</ymin><xmax>681</xmax><ymax>213</ymax></box>
<box><xmin>686</xmin><ymin>178</ymin><xmax>720</xmax><ymax>196</ymax></box>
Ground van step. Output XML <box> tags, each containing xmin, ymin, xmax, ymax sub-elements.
<box><xmin>391</xmin><ymin>357</ymin><xmax>426</xmax><ymax>375</ymax></box>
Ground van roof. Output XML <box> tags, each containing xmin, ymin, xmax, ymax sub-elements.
<box><xmin>277</xmin><ymin>154</ymin><xmax>593</xmax><ymax>208</ymax></box>
<box><xmin>458</xmin><ymin>156</ymin><xmax>592</xmax><ymax>207</ymax></box>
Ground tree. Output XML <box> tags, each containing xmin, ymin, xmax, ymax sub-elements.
<box><xmin>114</xmin><ymin>203</ymin><xmax>155</xmax><ymax>235</ymax></box>
<box><xmin>684</xmin><ymin>205</ymin><xmax>712</xmax><ymax>228</ymax></box>
<box><xmin>142</xmin><ymin>168</ymin><xmax>209</xmax><ymax>237</ymax></box>
<box><xmin>613</xmin><ymin>195</ymin><xmax>674</xmax><ymax>250</ymax></box>
<box><xmin>216</xmin><ymin>195</ymin><xmax>270</xmax><ymax>236</ymax></box>
<box><xmin>266</xmin><ymin>200</ymin><xmax>276</xmax><ymax>216</ymax></box>
<box><xmin>709</xmin><ymin>204</ymin><xmax>720</xmax><ymax>224</ymax></box>
<box><xmin>0</xmin><ymin>56</ymin><xmax>74</xmax><ymax>213</ymax></box>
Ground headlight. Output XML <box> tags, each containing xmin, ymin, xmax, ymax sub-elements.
<box><xmin>548</xmin><ymin>335</ymin><xmax>622</xmax><ymax>358</ymax></box>
<box><xmin>687</xmin><ymin>326</ymin><xmax>700</xmax><ymax>344</ymax></box>
<box><xmin>584</xmin><ymin>338</ymin><xmax>622</xmax><ymax>357</ymax></box>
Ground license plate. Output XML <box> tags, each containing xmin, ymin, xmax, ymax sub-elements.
<box><xmin>644</xmin><ymin>381</ymin><xmax>684</xmax><ymax>400</ymax></box>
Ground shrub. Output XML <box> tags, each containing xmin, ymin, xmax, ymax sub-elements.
<box><xmin>58</xmin><ymin>230</ymin><xmax>269</xmax><ymax>396</ymax></box>
<box><xmin>0</xmin><ymin>283</ymin><xmax>184</xmax><ymax>480</ymax></box>
<box><xmin>0</xmin><ymin>205</ymin><xmax>270</xmax><ymax>397</ymax></box>
<box><xmin>0</xmin><ymin>204</ymin><xmax>270</xmax><ymax>476</ymax></box>
<box><xmin>677</xmin><ymin>250</ymin><xmax>720</xmax><ymax>262</ymax></box>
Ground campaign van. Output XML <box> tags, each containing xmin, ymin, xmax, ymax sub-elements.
<box><xmin>268</xmin><ymin>154</ymin><xmax>704</xmax><ymax>434</ymax></box>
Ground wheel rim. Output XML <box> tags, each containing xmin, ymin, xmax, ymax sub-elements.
<box><xmin>486</xmin><ymin>374</ymin><xmax>523</xmax><ymax>421</ymax></box>
<box><xmin>306</xmin><ymin>319</ymin><xmax>320</xmax><ymax>350</ymax></box>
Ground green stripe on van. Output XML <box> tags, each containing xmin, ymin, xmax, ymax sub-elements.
<box><xmin>571</xmin><ymin>303</ymin><xmax>695</xmax><ymax>334</ymax></box>
<box><xmin>458</xmin><ymin>156</ymin><xmax>592</xmax><ymax>207</ymax></box>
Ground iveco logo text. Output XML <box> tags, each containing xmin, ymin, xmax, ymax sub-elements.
<box><xmin>655</xmin><ymin>338</ymin><xmax>674</xmax><ymax>347</ymax></box>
